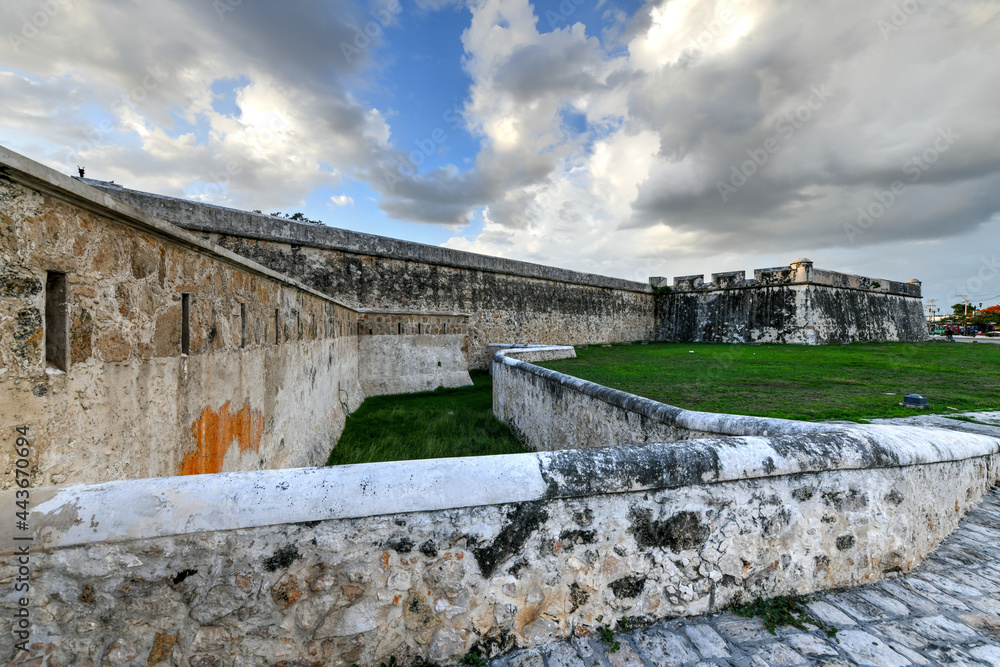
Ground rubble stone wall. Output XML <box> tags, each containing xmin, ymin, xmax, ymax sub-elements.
<box><xmin>655</xmin><ymin>261</ymin><xmax>928</xmax><ymax>344</ymax></box>
<box><xmin>82</xmin><ymin>183</ymin><xmax>656</xmax><ymax>368</ymax></box>
<box><xmin>491</xmin><ymin>346</ymin><xmax>836</xmax><ymax>452</ymax></box>
<box><xmin>5</xmin><ymin>425</ymin><xmax>997</xmax><ymax>665</ymax></box>
<box><xmin>0</xmin><ymin>155</ymin><xmax>364</xmax><ymax>488</ymax></box>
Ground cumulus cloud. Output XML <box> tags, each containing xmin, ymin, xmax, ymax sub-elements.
<box><xmin>330</xmin><ymin>194</ymin><xmax>355</xmax><ymax>206</ymax></box>
<box><xmin>436</xmin><ymin>0</ymin><xmax>1000</xmax><ymax>302</ymax></box>
<box><xmin>0</xmin><ymin>0</ymin><xmax>391</xmax><ymax>208</ymax></box>
<box><xmin>2</xmin><ymin>0</ymin><xmax>999</xmax><ymax>303</ymax></box>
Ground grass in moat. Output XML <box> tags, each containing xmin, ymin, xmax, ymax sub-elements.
<box><xmin>537</xmin><ymin>341</ymin><xmax>1000</xmax><ymax>422</ymax></box>
<box><xmin>326</xmin><ymin>370</ymin><xmax>527</xmax><ymax>466</ymax></box>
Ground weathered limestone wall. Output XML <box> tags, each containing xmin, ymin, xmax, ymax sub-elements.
<box><xmin>360</xmin><ymin>336</ymin><xmax>472</xmax><ymax>397</ymax></box>
<box><xmin>357</xmin><ymin>310</ymin><xmax>473</xmax><ymax>396</ymax></box>
<box><xmin>83</xmin><ymin>186</ymin><xmax>932</xmax><ymax>356</ymax></box>
<box><xmin>82</xmin><ymin>183</ymin><xmax>656</xmax><ymax>368</ymax></box>
<box><xmin>492</xmin><ymin>347</ymin><xmax>835</xmax><ymax>452</ymax></box>
<box><xmin>655</xmin><ymin>260</ymin><xmax>928</xmax><ymax>344</ymax></box>
<box><xmin>0</xmin><ymin>153</ymin><xmax>364</xmax><ymax>488</ymax></box>
<box><xmin>5</xmin><ymin>427</ymin><xmax>998</xmax><ymax>665</ymax></box>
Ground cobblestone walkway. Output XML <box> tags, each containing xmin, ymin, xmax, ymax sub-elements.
<box><xmin>490</xmin><ymin>486</ymin><xmax>1000</xmax><ymax>666</ymax></box>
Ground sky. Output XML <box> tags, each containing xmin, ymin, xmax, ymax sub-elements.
<box><xmin>2</xmin><ymin>0</ymin><xmax>999</xmax><ymax>313</ymax></box>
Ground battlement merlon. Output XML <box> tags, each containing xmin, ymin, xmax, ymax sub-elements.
<box><xmin>650</xmin><ymin>259</ymin><xmax>922</xmax><ymax>298</ymax></box>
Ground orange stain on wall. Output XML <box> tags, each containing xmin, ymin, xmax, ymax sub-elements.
<box><xmin>180</xmin><ymin>400</ymin><xmax>265</xmax><ymax>475</ymax></box>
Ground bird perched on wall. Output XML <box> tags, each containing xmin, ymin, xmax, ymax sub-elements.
<box><xmin>77</xmin><ymin>166</ymin><xmax>85</xmax><ymax>177</ymax></box>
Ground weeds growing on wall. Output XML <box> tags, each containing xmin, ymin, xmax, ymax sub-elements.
<box><xmin>459</xmin><ymin>650</ymin><xmax>487</xmax><ymax>666</ymax></box>
<box><xmin>350</xmin><ymin>651</ymin><xmax>484</xmax><ymax>667</ymax></box>
<box><xmin>597</xmin><ymin>624</ymin><xmax>620</xmax><ymax>652</ymax></box>
<box><xmin>731</xmin><ymin>595</ymin><xmax>839</xmax><ymax>638</ymax></box>
<box><xmin>596</xmin><ymin>616</ymin><xmax>633</xmax><ymax>653</ymax></box>
<box><xmin>651</xmin><ymin>284</ymin><xmax>673</xmax><ymax>313</ymax></box>
<box><xmin>253</xmin><ymin>209</ymin><xmax>325</xmax><ymax>225</ymax></box>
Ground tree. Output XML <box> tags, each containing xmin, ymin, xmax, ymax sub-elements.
<box><xmin>258</xmin><ymin>210</ymin><xmax>325</xmax><ymax>225</ymax></box>
<box><xmin>970</xmin><ymin>304</ymin><xmax>1000</xmax><ymax>328</ymax></box>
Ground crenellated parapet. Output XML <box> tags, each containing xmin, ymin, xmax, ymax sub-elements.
<box><xmin>654</xmin><ymin>259</ymin><xmax>927</xmax><ymax>345</ymax></box>
<box><xmin>356</xmin><ymin>309</ymin><xmax>468</xmax><ymax>336</ymax></box>
<box><xmin>652</xmin><ymin>259</ymin><xmax>922</xmax><ymax>298</ymax></box>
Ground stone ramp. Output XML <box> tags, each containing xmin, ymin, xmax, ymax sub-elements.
<box><xmin>491</xmin><ymin>485</ymin><xmax>1000</xmax><ymax>667</ymax></box>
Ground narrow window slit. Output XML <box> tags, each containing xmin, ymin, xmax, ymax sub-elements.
<box><xmin>45</xmin><ymin>271</ymin><xmax>68</xmax><ymax>371</ymax></box>
<box><xmin>181</xmin><ymin>294</ymin><xmax>191</xmax><ymax>355</ymax></box>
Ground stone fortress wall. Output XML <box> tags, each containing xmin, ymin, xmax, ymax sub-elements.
<box><xmin>491</xmin><ymin>345</ymin><xmax>837</xmax><ymax>451</ymax></box>
<box><xmin>0</xmin><ymin>145</ymin><xmax>972</xmax><ymax>667</ymax></box>
<box><xmin>81</xmin><ymin>181</ymin><xmax>656</xmax><ymax>369</ymax></box>
<box><xmin>4</xmin><ymin>350</ymin><xmax>997</xmax><ymax>665</ymax></box>
<box><xmin>81</xmin><ymin>180</ymin><xmax>929</xmax><ymax>357</ymax></box>
<box><xmin>0</xmin><ymin>148</ymin><xmax>470</xmax><ymax>488</ymax></box>
<box><xmin>357</xmin><ymin>309</ymin><xmax>472</xmax><ymax>397</ymax></box>
<box><xmin>654</xmin><ymin>259</ymin><xmax>928</xmax><ymax>344</ymax></box>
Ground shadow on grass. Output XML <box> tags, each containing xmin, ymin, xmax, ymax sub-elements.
<box><xmin>330</xmin><ymin>342</ymin><xmax>1000</xmax><ymax>464</ymax></box>
<box><xmin>327</xmin><ymin>370</ymin><xmax>528</xmax><ymax>466</ymax></box>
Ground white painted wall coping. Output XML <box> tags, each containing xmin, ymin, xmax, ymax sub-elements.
<box><xmin>6</xmin><ymin>344</ymin><xmax>996</xmax><ymax>556</ymax></box>
<box><xmin>7</xmin><ymin>423</ymin><xmax>997</xmax><ymax>555</ymax></box>
<box><xmin>488</xmin><ymin>344</ymin><xmax>577</xmax><ymax>365</ymax></box>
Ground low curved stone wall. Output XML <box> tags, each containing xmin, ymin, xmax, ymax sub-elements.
<box><xmin>492</xmin><ymin>346</ymin><xmax>836</xmax><ymax>451</ymax></box>
<box><xmin>0</xmin><ymin>147</ymin><xmax>476</xmax><ymax>488</ymax></box>
<box><xmin>4</xmin><ymin>417</ymin><xmax>998</xmax><ymax>665</ymax></box>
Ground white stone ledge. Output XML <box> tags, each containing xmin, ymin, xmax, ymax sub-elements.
<box><xmin>7</xmin><ymin>423</ymin><xmax>997</xmax><ymax>555</ymax></box>
<box><xmin>489</xmin><ymin>344</ymin><xmax>577</xmax><ymax>364</ymax></box>
<box><xmin>8</xmin><ymin>345</ymin><xmax>997</xmax><ymax>556</ymax></box>
<box><xmin>8</xmin><ymin>455</ymin><xmax>548</xmax><ymax>555</ymax></box>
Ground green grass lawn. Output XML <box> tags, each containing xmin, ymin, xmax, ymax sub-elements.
<box><xmin>326</xmin><ymin>370</ymin><xmax>527</xmax><ymax>466</ymax></box>
<box><xmin>538</xmin><ymin>341</ymin><xmax>1000</xmax><ymax>422</ymax></box>
<box><xmin>330</xmin><ymin>341</ymin><xmax>1000</xmax><ymax>464</ymax></box>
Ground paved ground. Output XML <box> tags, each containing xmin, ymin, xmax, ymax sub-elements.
<box><xmin>929</xmin><ymin>335</ymin><xmax>1000</xmax><ymax>345</ymax></box>
<box><xmin>490</xmin><ymin>415</ymin><xmax>1000</xmax><ymax>667</ymax></box>
<box><xmin>869</xmin><ymin>410</ymin><xmax>1000</xmax><ymax>436</ymax></box>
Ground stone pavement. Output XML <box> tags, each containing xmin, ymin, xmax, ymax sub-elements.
<box><xmin>929</xmin><ymin>335</ymin><xmax>1000</xmax><ymax>345</ymax></box>
<box><xmin>490</xmin><ymin>486</ymin><xmax>1000</xmax><ymax>666</ymax></box>
<box><xmin>869</xmin><ymin>410</ymin><xmax>1000</xmax><ymax>436</ymax></box>
<box><xmin>489</xmin><ymin>409</ymin><xmax>1000</xmax><ymax>667</ymax></box>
